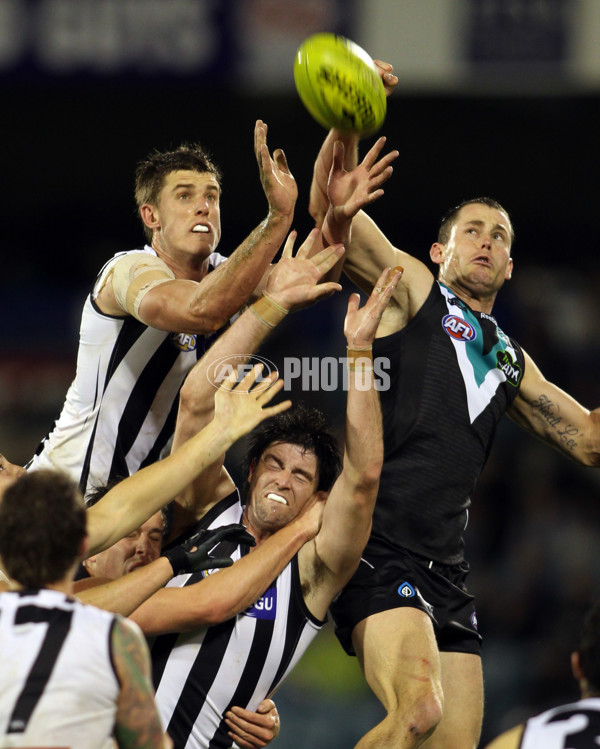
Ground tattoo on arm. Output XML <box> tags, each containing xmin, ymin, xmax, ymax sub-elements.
<box><xmin>530</xmin><ymin>394</ymin><xmax>579</xmax><ymax>451</ymax></box>
<box><xmin>112</xmin><ymin>619</ymin><xmax>166</xmax><ymax>749</ymax></box>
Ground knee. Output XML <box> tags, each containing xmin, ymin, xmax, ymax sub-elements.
<box><xmin>405</xmin><ymin>685</ymin><xmax>443</xmax><ymax>744</ymax></box>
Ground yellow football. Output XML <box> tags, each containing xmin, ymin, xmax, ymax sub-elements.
<box><xmin>293</xmin><ymin>33</ymin><xmax>387</xmax><ymax>136</ymax></box>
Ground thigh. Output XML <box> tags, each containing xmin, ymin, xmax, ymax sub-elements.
<box><xmin>351</xmin><ymin>607</ymin><xmax>443</xmax><ymax>713</ymax></box>
<box><xmin>422</xmin><ymin>651</ymin><xmax>483</xmax><ymax>749</ymax></box>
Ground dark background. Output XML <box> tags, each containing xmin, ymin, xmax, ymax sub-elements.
<box><xmin>2</xmin><ymin>2</ymin><xmax>600</xmax><ymax>746</ymax></box>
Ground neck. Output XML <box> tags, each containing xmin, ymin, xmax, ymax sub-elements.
<box><xmin>240</xmin><ymin>508</ymin><xmax>274</xmax><ymax>548</ymax></box>
<box><xmin>439</xmin><ymin>277</ymin><xmax>497</xmax><ymax>315</ymax></box>
<box><xmin>152</xmin><ymin>241</ymin><xmax>211</xmax><ymax>282</ymax></box>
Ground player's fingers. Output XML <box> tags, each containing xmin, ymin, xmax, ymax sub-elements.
<box><xmin>235</xmin><ymin>363</ymin><xmax>264</xmax><ymax>393</ymax></box>
<box><xmin>255</xmin><ymin>376</ymin><xmax>284</xmax><ymax>404</ymax></box>
<box><xmin>261</xmin><ymin>399</ymin><xmax>292</xmax><ymax>419</ymax></box>
<box><xmin>310</xmin><ymin>242</ymin><xmax>345</xmax><ymax>271</ymax></box>
<box><xmin>294</xmin><ymin>226</ymin><xmax>321</xmax><ymax>260</ymax></box>
<box><xmin>218</xmin><ymin>368</ymin><xmax>239</xmax><ymax>392</ymax></box>
<box><xmin>331</xmin><ymin>139</ymin><xmax>345</xmax><ymax>171</ymax></box>
<box><xmin>273</xmin><ymin>147</ymin><xmax>291</xmax><ymax>174</ymax></box>
<box><xmin>346</xmin><ymin>292</ymin><xmax>361</xmax><ymax>316</ymax></box>
<box><xmin>281</xmin><ymin>230</ymin><xmax>297</xmax><ymax>259</ymax></box>
<box><xmin>361</xmin><ymin>136</ymin><xmax>387</xmax><ymax>169</ymax></box>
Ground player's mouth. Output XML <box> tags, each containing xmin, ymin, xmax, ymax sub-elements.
<box><xmin>267</xmin><ymin>492</ymin><xmax>288</xmax><ymax>505</ymax></box>
<box><xmin>192</xmin><ymin>223</ymin><xmax>210</xmax><ymax>234</ymax></box>
<box><xmin>472</xmin><ymin>255</ymin><xmax>492</xmax><ymax>268</ymax></box>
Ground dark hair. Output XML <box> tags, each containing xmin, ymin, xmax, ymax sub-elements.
<box><xmin>85</xmin><ymin>479</ymin><xmax>170</xmax><ymax>539</ymax></box>
<box><xmin>437</xmin><ymin>197</ymin><xmax>515</xmax><ymax>245</ymax></box>
<box><xmin>0</xmin><ymin>470</ymin><xmax>87</xmax><ymax>587</ymax></box>
<box><xmin>577</xmin><ymin>600</ymin><xmax>600</xmax><ymax>694</ymax></box>
<box><xmin>242</xmin><ymin>405</ymin><xmax>342</xmax><ymax>493</ymax></box>
<box><xmin>134</xmin><ymin>143</ymin><xmax>223</xmax><ymax>241</ymax></box>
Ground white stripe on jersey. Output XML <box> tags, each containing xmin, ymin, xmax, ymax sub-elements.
<box><xmin>28</xmin><ymin>246</ymin><xmax>227</xmax><ymax>495</ymax></box>
<box><xmin>520</xmin><ymin>697</ymin><xmax>600</xmax><ymax>749</ymax></box>
<box><xmin>152</xmin><ymin>496</ymin><xmax>324</xmax><ymax>749</ymax></box>
<box><xmin>0</xmin><ymin>589</ymin><xmax>119</xmax><ymax>749</ymax></box>
<box><xmin>439</xmin><ymin>283</ymin><xmax>516</xmax><ymax>424</ymax></box>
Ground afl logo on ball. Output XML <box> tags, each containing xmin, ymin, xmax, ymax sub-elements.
<box><xmin>398</xmin><ymin>582</ymin><xmax>416</xmax><ymax>598</ymax></box>
<box><xmin>442</xmin><ymin>315</ymin><xmax>477</xmax><ymax>342</ymax></box>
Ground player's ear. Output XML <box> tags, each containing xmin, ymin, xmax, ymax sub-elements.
<box><xmin>247</xmin><ymin>458</ymin><xmax>257</xmax><ymax>484</ymax></box>
<box><xmin>430</xmin><ymin>242</ymin><xmax>445</xmax><ymax>266</ymax></box>
<box><xmin>140</xmin><ymin>203</ymin><xmax>160</xmax><ymax>231</ymax></box>
<box><xmin>505</xmin><ymin>257</ymin><xmax>513</xmax><ymax>280</ymax></box>
<box><xmin>571</xmin><ymin>650</ymin><xmax>583</xmax><ymax>681</ymax></box>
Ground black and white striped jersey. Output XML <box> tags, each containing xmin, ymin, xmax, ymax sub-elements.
<box><xmin>151</xmin><ymin>493</ymin><xmax>325</xmax><ymax>749</ymax></box>
<box><xmin>519</xmin><ymin>698</ymin><xmax>600</xmax><ymax>748</ymax></box>
<box><xmin>27</xmin><ymin>246</ymin><xmax>227</xmax><ymax>496</ymax></box>
<box><xmin>0</xmin><ymin>589</ymin><xmax>119</xmax><ymax>748</ymax></box>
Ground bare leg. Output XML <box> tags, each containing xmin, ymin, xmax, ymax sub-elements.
<box><xmin>352</xmin><ymin>608</ymin><xmax>444</xmax><ymax>749</ymax></box>
<box><xmin>422</xmin><ymin>651</ymin><xmax>483</xmax><ymax>749</ymax></box>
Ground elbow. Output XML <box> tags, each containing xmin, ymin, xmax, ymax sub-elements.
<box><xmin>200</xmin><ymin>602</ymin><xmax>236</xmax><ymax>627</ymax></box>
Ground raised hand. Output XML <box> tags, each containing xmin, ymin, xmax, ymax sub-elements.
<box><xmin>328</xmin><ymin>137</ymin><xmax>398</xmax><ymax>225</ymax></box>
<box><xmin>212</xmin><ymin>365</ymin><xmax>292</xmax><ymax>446</ymax></box>
<box><xmin>344</xmin><ymin>266</ymin><xmax>403</xmax><ymax>349</ymax></box>
<box><xmin>373</xmin><ymin>59</ymin><xmax>399</xmax><ymax>97</ymax></box>
<box><xmin>264</xmin><ymin>227</ymin><xmax>345</xmax><ymax>311</ymax></box>
<box><xmin>254</xmin><ymin>119</ymin><xmax>298</xmax><ymax>220</ymax></box>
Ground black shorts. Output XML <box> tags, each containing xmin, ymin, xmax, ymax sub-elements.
<box><xmin>330</xmin><ymin>545</ymin><xmax>482</xmax><ymax>657</ymax></box>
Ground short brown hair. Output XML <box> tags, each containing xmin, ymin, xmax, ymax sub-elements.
<box><xmin>437</xmin><ymin>197</ymin><xmax>515</xmax><ymax>245</ymax></box>
<box><xmin>134</xmin><ymin>143</ymin><xmax>222</xmax><ymax>242</ymax></box>
<box><xmin>0</xmin><ymin>470</ymin><xmax>87</xmax><ymax>588</ymax></box>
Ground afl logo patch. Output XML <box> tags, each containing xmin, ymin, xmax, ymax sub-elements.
<box><xmin>170</xmin><ymin>332</ymin><xmax>197</xmax><ymax>352</ymax></box>
<box><xmin>442</xmin><ymin>314</ymin><xmax>477</xmax><ymax>342</ymax></box>
<box><xmin>398</xmin><ymin>582</ymin><xmax>415</xmax><ymax>598</ymax></box>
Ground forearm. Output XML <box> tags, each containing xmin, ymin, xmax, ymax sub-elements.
<box><xmin>87</xmin><ymin>419</ymin><xmax>235</xmax><ymax>555</ymax></box>
<box><xmin>73</xmin><ymin>558</ymin><xmax>173</xmax><ymax>615</ymax></box>
<box><xmin>188</xmin><ymin>212</ymin><xmax>292</xmax><ymax>328</ymax></box>
<box><xmin>131</xmin><ymin>519</ymin><xmax>313</xmax><ymax>635</ymax></box>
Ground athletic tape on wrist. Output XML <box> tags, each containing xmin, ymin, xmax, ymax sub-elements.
<box><xmin>250</xmin><ymin>292</ymin><xmax>288</xmax><ymax>328</ymax></box>
<box><xmin>346</xmin><ymin>346</ymin><xmax>373</xmax><ymax>370</ymax></box>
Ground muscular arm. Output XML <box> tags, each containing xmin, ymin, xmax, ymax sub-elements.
<box><xmin>99</xmin><ymin>121</ymin><xmax>297</xmax><ymax>334</ymax></box>
<box><xmin>168</xmin><ymin>231</ymin><xmax>345</xmax><ymax>539</ymax></box>
<box><xmin>87</xmin><ymin>369</ymin><xmax>292</xmax><ymax>557</ymax></box>
<box><xmin>508</xmin><ymin>349</ymin><xmax>600</xmax><ymax>466</ymax></box>
<box><xmin>300</xmin><ymin>269</ymin><xmax>402</xmax><ymax>620</ymax></box>
<box><xmin>130</xmin><ymin>506</ymin><xmax>321</xmax><ymax>636</ymax></box>
<box><xmin>111</xmin><ymin>617</ymin><xmax>172</xmax><ymax>749</ymax></box>
<box><xmin>73</xmin><ymin>557</ymin><xmax>174</xmax><ymax>616</ymax></box>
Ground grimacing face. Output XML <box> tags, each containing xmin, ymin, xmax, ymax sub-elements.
<box><xmin>84</xmin><ymin>511</ymin><xmax>164</xmax><ymax>580</ymax></box>
<box><xmin>245</xmin><ymin>442</ymin><xmax>320</xmax><ymax>533</ymax></box>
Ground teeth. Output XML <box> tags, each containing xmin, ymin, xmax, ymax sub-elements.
<box><xmin>192</xmin><ymin>225</ymin><xmax>209</xmax><ymax>233</ymax></box>
<box><xmin>267</xmin><ymin>493</ymin><xmax>287</xmax><ymax>505</ymax></box>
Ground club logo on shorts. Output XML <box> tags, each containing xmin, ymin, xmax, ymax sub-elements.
<box><xmin>398</xmin><ymin>582</ymin><xmax>416</xmax><ymax>598</ymax></box>
<box><xmin>170</xmin><ymin>332</ymin><xmax>198</xmax><ymax>352</ymax></box>
<box><xmin>471</xmin><ymin>611</ymin><xmax>478</xmax><ymax>630</ymax></box>
<box><xmin>244</xmin><ymin>586</ymin><xmax>277</xmax><ymax>620</ymax></box>
<box><xmin>442</xmin><ymin>314</ymin><xmax>477</xmax><ymax>342</ymax></box>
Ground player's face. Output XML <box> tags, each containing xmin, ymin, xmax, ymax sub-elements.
<box><xmin>0</xmin><ymin>455</ymin><xmax>26</xmax><ymax>502</ymax></box>
<box><xmin>86</xmin><ymin>511</ymin><xmax>164</xmax><ymax>580</ymax></box>
<box><xmin>432</xmin><ymin>203</ymin><xmax>513</xmax><ymax>301</ymax></box>
<box><xmin>246</xmin><ymin>442</ymin><xmax>319</xmax><ymax>532</ymax></box>
<box><xmin>150</xmin><ymin>170</ymin><xmax>222</xmax><ymax>261</ymax></box>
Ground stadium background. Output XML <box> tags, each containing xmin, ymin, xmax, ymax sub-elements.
<box><xmin>1</xmin><ymin>0</ymin><xmax>600</xmax><ymax>745</ymax></box>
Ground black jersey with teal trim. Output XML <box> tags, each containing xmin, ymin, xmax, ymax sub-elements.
<box><xmin>370</xmin><ymin>280</ymin><xmax>525</xmax><ymax>564</ymax></box>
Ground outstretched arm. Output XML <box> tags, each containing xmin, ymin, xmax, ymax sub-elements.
<box><xmin>97</xmin><ymin>120</ymin><xmax>297</xmax><ymax>334</ymax></box>
<box><xmin>168</xmin><ymin>229</ymin><xmax>345</xmax><ymax>538</ymax></box>
<box><xmin>299</xmin><ymin>267</ymin><xmax>402</xmax><ymax>620</ymax></box>
<box><xmin>86</xmin><ymin>368</ymin><xmax>292</xmax><ymax>557</ymax></box>
<box><xmin>508</xmin><ymin>349</ymin><xmax>600</xmax><ymax>466</ymax></box>
<box><xmin>130</xmin><ymin>494</ymin><xmax>325</xmax><ymax>636</ymax></box>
